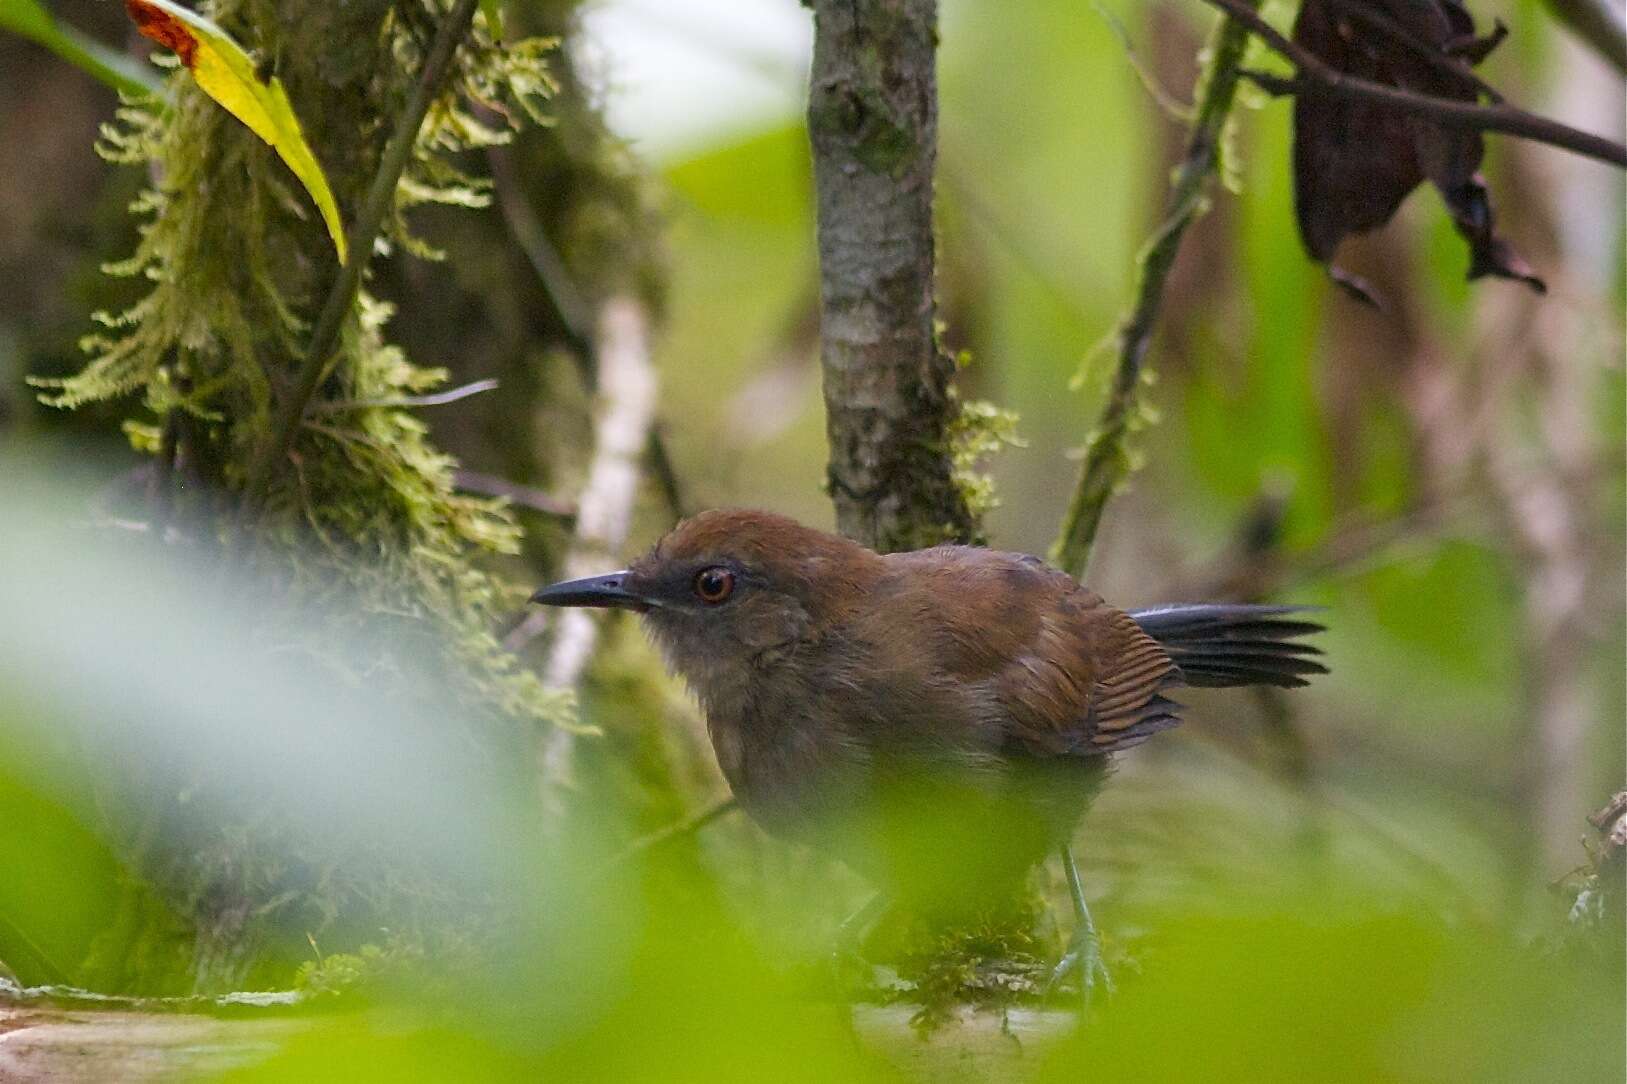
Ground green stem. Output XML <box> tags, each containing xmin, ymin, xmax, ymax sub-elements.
<box><xmin>237</xmin><ymin>0</ymin><xmax>481</xmax><ymax>526</ymax></box>
<box><xmin>1050</xmin><ymin>8</ymin><xmax>1257</xmax><ymax>579</ymax></box>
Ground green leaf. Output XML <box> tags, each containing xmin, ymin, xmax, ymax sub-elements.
<box><xmin>125</xmin><ymin>0</ymin><xmax>349</xmax><ymax>264</ymax></box>
<box><xmin>479</xmin><ymin>0</ymin><xmax>503</xmax><ymax>41</ymax></box>
<box><xmin>0</xmin><ymin>0</ymin><xmax>163</xmax><ymax>98</ymax></box>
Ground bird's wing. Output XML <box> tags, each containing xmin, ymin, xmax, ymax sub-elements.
<box><xmin>879</xmin><ymin>548</ymin><xmax>1182</xmax><ymax>757</ymax></box>
<box><xmin>1070</xmin><ymin>600</ymin><xmax>1185</xmax><ymax>753</ymax></box>
<box><xmin>986</xmin><ymin>573</ymin><xmax>1182</xmax><ymax>755</ymax></box>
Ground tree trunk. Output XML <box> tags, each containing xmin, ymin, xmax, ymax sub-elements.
<box><xmin>807</xmin><ymin>0</ymin><xmax>980</xmax><ymax>552</ymax></box>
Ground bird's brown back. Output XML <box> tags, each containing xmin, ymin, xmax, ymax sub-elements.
<box><xmin>853</xmin><ymin>546</ymin><xmax>1183</xmax><ymax>757</ymax></box>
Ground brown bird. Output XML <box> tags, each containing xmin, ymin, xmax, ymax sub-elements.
<box><xmin>531</xmin><ymin>509</ymin><xmax>1325</xmax><ymax>1001</ymax></box>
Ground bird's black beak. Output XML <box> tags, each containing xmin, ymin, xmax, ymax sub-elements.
<box><xmin>529</xmin><ymin>570</ymin><xmax>649</xmax><ymax>612</ymax></box>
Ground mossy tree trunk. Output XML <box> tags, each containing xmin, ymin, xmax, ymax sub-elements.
<box><xmin>807</xmin><ymin>0</ymin><xmax>981</xmax><ymax>553</ymax></box>
<box><xmin>39</xmin><ymin>0</ymin><xmax>569</xmax><ymax>994</ymax></box>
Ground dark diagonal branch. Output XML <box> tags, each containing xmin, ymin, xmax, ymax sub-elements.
<box><xmin>1325</xmin><ymin>0</ymin><xmax>1504</xmax><ymax>103</ymax></box>
<box><xmin>487</xmin><ymin>145</ymin><xmax>596</xmax><ymax>369</ymax></box>
<box><xmin>1051</xmin><ymin>8</ymin><xmax>1258</xmax><ymax>579</ymax></box>
<box><xmin>238</xmin><ymin>0</ymin><xmax>483</xmax><ymax>524</ymax></box>
<box><xmin>487</xmin><ymin>145</ymin><xmax>687</xmax><ymax>522</ymax></box>
<box><xmin>1198</xmin><ymin>0</ymin><xmax>1627</xmax><ymax>168</ymax></box>
<box><xmin>593</xmin><ymin>797</ymin><xmax>740</xmax><ymax>880</ymax></box>
<box><xmin>807</xmin><ymin>0</ymin><xmax>981</xmax><ymax>552</ymax></box>
<box><xmin>1541</xmin><ymin>0</ymin><xmax>1627</xmax><ymax>76</ymax></box>
<box><xmin>452</xmin><ymin>469</ymin><xmax>575</xmax><ymax>519</ymax></box>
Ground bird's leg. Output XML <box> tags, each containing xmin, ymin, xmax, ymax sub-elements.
<box><xmin>1046</xmin><ymin>844</ymin><xmax>1113</xmax><ymax>1010</ymax></box>
<box><xmin>831</xmin><ymin>892</ymin><xmax>889</xmax><ymax>983</ymax></box>
<box><xmin>836</xmin><ymin>892</ymin><xmax>888</xmax><ymax>954</ymax></box>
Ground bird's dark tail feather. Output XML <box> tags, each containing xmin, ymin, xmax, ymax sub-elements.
<box><xmin>1129</xmin><ymin>604</ymin><xmax>1327</xmax><ymax>689</ymax></box>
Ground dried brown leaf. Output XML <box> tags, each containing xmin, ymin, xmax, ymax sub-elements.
<box><xmin>1290</xmin><ymin>0</ymin><xmax>1544</xmax><ymax>297</ymax></box>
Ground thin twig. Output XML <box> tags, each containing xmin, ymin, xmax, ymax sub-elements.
<box><xmin>1196</xmin><ymin>0</ymin><xmax>1627</xmax><ymax>168</ymax></box>
<box><xmin>487</xmin><ymin>144</ymin><xmax>596</xmax><ymax>365</ymax></box>
<box><xmin>1324</xmin><ymin>0</ymin><xmax>1504</xmax><ymax>104</ymax></box>
<box><xmin>593</xmin><ymin>797</ymin><xmax>740</xmax><ymax>880</ymax></box>
<box><xmin>453</xmin><ymin>469</ymin><xmax>575</xmax><ymax>518</ymax></box>
<box><xmin>0</xmin><ymin>916</ymin><xmax>69</xmax><ymax>988</ymax></box>
<box><xmin>1051</xmin><ymin>7</ymin><xmax>1258</xmax><ymax>579</ymax></box>
<box><xmin>644</xmin><ymin>424</ymin><xmax>690</xmax><ymax>520</ymax></box>
<box><xmin>1174</xmin><ymin>726</ymin><xmax>1492</xmax><ymax>921</ymax></box>
<box><xmin>310</xmin><ymin>377</ymin><xmax>499</xmax><ymax>414</ymax></box>
<box><xmin>486</xmin><ymin>144</ymin><xmax>689</xmax><ymax>522</ymax></box>
<box><xmin>1177</xmin><ymin>496</ymin><xmax>1474</xmax><ymax>601</ymax></box>
<box><xmin>1087</xmin><ymin>0</ymin><xmax>1195</xmax><ymax>121</ymax></box>
<box><xmin>940</xmin><ymin>153</ymin><xmax>1096</xmax><ymax>324</ymax></box>
<box><xmin>237</xmin><ymin>0</ymin><xmax>483</xmax><ymax>524</ymax></box>
<box><xmin>1540</xmin><ymin>0</ymin><xmax>1627</xmax><ymax>76</ymax></box>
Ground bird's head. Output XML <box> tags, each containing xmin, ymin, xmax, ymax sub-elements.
<box><xmin>530</xmin><ymin>509</ymin><xmax>884</xmax><ymax>691</ymax></box>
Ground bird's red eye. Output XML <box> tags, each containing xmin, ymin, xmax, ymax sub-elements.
<box><xmin>693</xmin><ymin>567</ymin><xmax>735</xmax><ymax>604</ymax></box>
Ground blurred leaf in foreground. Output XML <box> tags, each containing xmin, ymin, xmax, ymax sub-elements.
<box><xmin>479</xmin><ymin>0</ymin><xmax>502</xmax><ymax>41</ymax></box>
<box><xmin>1038</xmin><ymin>901</ymin><xmax>1621</xmax><ymax>1083</ymax></box>
<box><xmin>124</xmin><ymin>0</ymin><xmax>348</xmax><ymax>264</ymax></box>
<box><xmin>0</xmin><ymin>0</ymin><xmax>162</xmax><ymax>96</ymax></box>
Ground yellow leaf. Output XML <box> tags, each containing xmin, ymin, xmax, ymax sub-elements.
<box><xmin>125</xmin><ymin>0</ymin><xmax>348</xmax><ymax>264</ymax></box>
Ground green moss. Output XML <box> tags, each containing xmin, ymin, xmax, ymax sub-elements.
<box><xmin>852</xmin><ymin>106</ymin><xmax>917</xmax><ymax>178</ymax></box>
<box><xmin>866</xmin><ymin>893</ymin><xmax>1053</xmax><ymax>1036</ymax></box>
<box><xmin>80</xmin><ymin>876</ymin><xmax>196</xmax><ymax>995</ymax></box>
<box><xmin>947</xmin><ymin>389</ymin><xmax>1023</xmax><ymax>525</ymax></box>
<box><xmin>28</xmin><ymin>1</ymin><xmax>577</xmax><ymax>992</ymax></box>
<box><xmin>293</xmin><ymin>934</ymin><xmax>440</xmax><ymax>1006</ymax></box>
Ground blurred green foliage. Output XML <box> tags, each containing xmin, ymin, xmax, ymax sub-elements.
<box><xmin>0</xmin><ymin>0</ymin><xmax>1622</xmax><ymax>1077</ymax></box>
<box><xmin>0</xmin><ymin>449</ymin><xmax>1621</xmax><ymax>1076</ymax></box>
<box><xmin>0</xmin><ymin>0</ymin><xmax>161</xmax><ymax>96</ymax></box>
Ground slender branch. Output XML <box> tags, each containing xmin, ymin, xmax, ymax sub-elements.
<box><xmin>644</xmin><ymin>424</ymin><xmax>690</xmax><ymax>520</ymax></box>
<box><xmin>940</xmin><ymin>154</ymin><xmax>1095</xmax><ymax>324</ymax></box>
<box><xmin>1175</xmin><ymin>496</ymin><xmax>1472</xmax><ymax>601</ymax></box>
<box><xmin>1051</xmin><ymin>8</ymin><xmax>1258</xmax><ymax>579</ymax></box>
<box><xmin>310</xmin><ymin>377</ymin><xmax>499</xmax><ymax>414</ymax></box>
<box><xmin>1324</xmin><ymin>0</ymin><xmax>1504</xmax><ymax>104</ymax></box>
<box><xmin>487</xmin><ymin>144</ymin><xmax>688</xmax><ymax>522</ymax></box>
<box><xmin>487</xmin><ymin>144</ymin><xmax>596</xmax><ymax>366</ymax></box>
<box><xmin>593</xmin><ymin>797</ymin><xmax>740</xmax><ymax>879</ymax></box>
<box><xmin>0</xmin><ymin>916</ymin><xmax>68</xmax><ymax>988</ymax></box>
<box><xmin>1198</xmin><ymin>0</ymin><xmax>1627</xmax><ymax>168</ymax></box>
<box><xmin>1541</xmin><ymin>0</ymin><xmax>1627</xmax><ymax>76</ymax></box>
<box><xmin>237</xmin><ymin>0</ymin><xmax>482</xmax><ymax>523</ymax></box>
<box><xmin>452</xmin><ymin>469</ymin><xmax>574</xmax><ymax>518</ymax></box>
<box><xmin>1087</xmin><ymin>0</ymin><xmax>1196</xmax><ymax>120</ymax></box>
